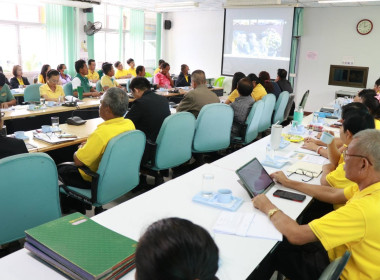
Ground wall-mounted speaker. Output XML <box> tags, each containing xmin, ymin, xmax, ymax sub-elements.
<box><xmin>164</xmin><ymin>20</ymin><xmax>172</xmax><ymax>30</ymax></box>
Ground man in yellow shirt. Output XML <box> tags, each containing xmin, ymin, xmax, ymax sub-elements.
<box><xmin>39</xmin><ymin>69</ymin><xmax>65</xmax><ymax>102</ymax></box>
<box><xmin>126</xmin><ymin>58</ymin><xmax>136</xmax><ymax>77</ymax></box>
<box><xmin>86</xmin><ymin>59</ymin><xmax>99</xmax><ymax>83</ymax></box>
<box><xmin>251</xmin><ymin>129</ymin><xmax>380</xmax><ymax>280</ymax></box>
<box><xmin>114</xmin><ymin>61</ymin><xmax>131</xmax><ymax>79</ymax></box>
<box><xmin>136</xmin><ymin>65</ymin><xmax>146</xmax><ymax>77</ymax></box>
<box><xmin>100</xmin><ymin>63</ymin><xmax>122</xmax><ymax>91</ymax></box>
<box><xmin>58</xmin><ymin>87</ymin><xmax>135</xmax><ymax>190</ymax></box>
<box><xmin>154</xmin><ymin>59</ymin><xmax>165</xmax><ymax>75</ymax></box>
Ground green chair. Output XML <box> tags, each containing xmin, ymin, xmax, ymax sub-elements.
<box><xmin>63</xmin><ymin>82</ymin><xmax>73</xmax><ymax>96</ymax></box>
<box><xmin>232</xmin><ymin>100</ymin><xmax>265</xmax><ymax>145</ymax></box>
<box><xmin>145</xmin><ymin>72</ymin><xmax>152</xmax><ymax>78</ymax></box>
<box><xmin>258</xmin><ymin>94</ymin><xmax>276</xmax><ymax>133</ymax></box>
<box><xmin>97</xmin><ymin>69</ymin><xmax>104</xmax><ymax>79</ymax></box>
<box><xmin>96</xmin><ymin>80</ymin><xmax>103</xmax><ymax>92</ymax></box>
<box><xmin>213</xmin><ymin>76</ymin><xmax>225</xmax><ymax>87</ymax></box>
<box><xmin>193</xmin><ymin>103</ymin><xmax>233</xmax><ymax>153</ymax></box>
<box><xmin>142</xmin><ymin>112</ymin><xmax>196</xmax><ymax>185</ymax></box>
<box><xmin>24</xmin><ymin>84</ymin><xmax>42</xmax><ymax>103</ymax></box>
<box><xmin>318</xmin><ymin>251</ymin><xmax>351</xmax><ymax>280</ymax></box>
<box><xmin>0</xmin><ymin>153</ymin><xmax>61</xmax><ymax>245</ymax></box>
<box><xmin>126</xmin><ymin>79</ymin><xmax>131</xmax><ymax>92</ymax></box>
<box><xmin>272</xmin><ymin>91</ymin><xmax>289</xmax><ymax>124</ymax></box>
<box><xmin>60</xmin><ymin>130</ymin><xmax>146</xmax><ymax>214</ymax></box>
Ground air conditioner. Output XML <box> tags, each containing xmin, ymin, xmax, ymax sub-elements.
<box><xmin>71</xmin><ymin>0</ymin><xmax>101</xmax><ymax>5</ymax></box>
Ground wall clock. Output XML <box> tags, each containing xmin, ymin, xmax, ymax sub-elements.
<box><xmin>357</xmin><ymin>19</ymin><xmax>373</xmax><ymax>35</ymax></box>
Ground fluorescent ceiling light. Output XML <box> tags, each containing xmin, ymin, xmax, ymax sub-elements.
<box><xmin>318</xmin><ymin>0</ymin><xmax>380</xmax><ymax>3</ymax></box>
<box><xmin>0</xmin><ymin>0</ymin><xmax>94</xmax><ymax>8</ymax></box>
<box><xmin>154</xmin><ymin>1</ymin><xmax>199</xmax><ymax>10</ymax></box>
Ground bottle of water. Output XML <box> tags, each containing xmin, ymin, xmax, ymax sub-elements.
<box><xmin>333</xmin><ymin>99</ymin><xmax>341</xmax><ymax>118</ymax></box>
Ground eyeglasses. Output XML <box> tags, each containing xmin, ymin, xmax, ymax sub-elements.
<box><xmin>288</xmin><ymin>168</ymin><xmax>319</xmax><ymax>182</ymax></box>
<box><xmin>343</xmin><ymin>150</ymin><xmax>372</xmax><ymax>165</ymax></box>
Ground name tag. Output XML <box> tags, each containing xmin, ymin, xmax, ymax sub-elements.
<box><xmin>1</xmin><ymin>93</ymin><xmax>6</xmax><ymax>97</ymax></box>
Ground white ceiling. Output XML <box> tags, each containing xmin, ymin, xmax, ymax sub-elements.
<box><xmin>100</xmin><ymin>0</ymin><xmax>380</xmax><ymax>12</ymax></box>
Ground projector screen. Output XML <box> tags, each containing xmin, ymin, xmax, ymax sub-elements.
<box><xmin>222</xmin><ymin>8</ymin><xmax>294</xmax><ymax>78</ymax></box>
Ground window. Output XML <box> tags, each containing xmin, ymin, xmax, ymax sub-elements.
<box><xmin>144</xmin><ymin>12</ymin><xmax>157</xmax><ymax>69</ymax></box>
<box><xmin>328</xmin><ymin>65</ymin><xmax>369</xmax><ymax>88</ymax></box>
<box><xmin>0</xmin><ymin>3</ymin><xmax>46</xmax><ymax>73</ymax></box>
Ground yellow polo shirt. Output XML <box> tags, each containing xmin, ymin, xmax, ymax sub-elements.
<box><xmin>154</xmin><ymin>67</ymin><xmax>160</xmax><ymax>75</ymax></box>
<box><xmin>115</xmin><ymin>69</ymin><xmax>129</xmax><ymax>79</ymax></box>
<box><xmin>309</xmin><ymin>182</ymin><xmax>380</xmax><ymax>280</ymax></box>
<box><xmin>375</xmin><ymin>119</ymin><xmax>380</xmax><ymax>130</ymax></box>
<box><xmin>227</xmin><ymin>83</ymin><xmax>267</xmax><ymax>103</ymax></box>
<box><xmin>39</xmin><ymin>84</ymin><xmax>65</xmax><ymax>99</ymax></box>
<box><xmin>126</xmin><ymin>67</ymin><xmax>136</xmax><ymax>77</ymax></box>
<box><xmin>76</xmin><ymin>117</ymin><xmax>135</xmax><ymax>181</ymax></box>
<box><xmin>38</xmin><ymin>74</ymin><xmax>45</xmax><ymax>84</ymax></box>
<box><xmin>101</xmin><ymin>75</ymin><xmax>119</xmax><ymax>89</ymax></box>
<box><xmin>86</xmin><ymin>70</ymin><xmax>99</xmax><ymax>81</ymax></box>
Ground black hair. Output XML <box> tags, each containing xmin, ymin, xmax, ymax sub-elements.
<box><xmin>277</xmin><ymin>69</ymin><xmax>287</xmax><ymax>80</ymax></box>
<box><xmin>0</xmin><ymin>73</ymin><xmax>5</xmax><ymax>87</ymax></box>
<box><xmin>181</xmin><ymin>64</ymin><xmax>188</xmax><ymax>72</ymax></box>
<box><xmin>158</xmin><ymin>59</ymin><xmax>165</xmax><ymax>66</ymax></box>
<box><xmin>114</xmin><ymin>61</ymin><xmax>121</xmax><ymax>68</ymax></box>
<box><xmin>247</xmin><ymin>73</ymin><xmax>261</xmax><ymax>85</ymax></box>
<box><xmin>46</xmin><ymin>69</ymin><xmax>59</xmax><ymax>79</ymax></box>
<box><xmin>135</xmin><ymin>218</ymin><xmax>219</xmax><ymax>280</ymax></box>
<box><xmin>0</xmin><ymin>66</ymin><xmax>3</xmax><ymax>73</ymax></box>
<box><xmin>358</xmin><ymin>89</ymin><xmax>380</xmax><ymax>119</ymax></box>
<box><xmin>57</xmin><ymin>64</ymin><xmax>65</xmax><ymax>71</ymax></box>
<box><xmin>127</xmin><ymin>58</ymin><xmax>134</xmax><ymax>65</ymax></box>
<box><xmin>129</xmin><ymin>77</ymin><xmax>151</xmax><ymax>92</ymax></box>
<box><xmin>375</xmin><ymin>78</ymin><xmax>380</xmax><ymax>87</ymax></box>
<box><xmin>161</xmin><ymin>62</ymin><xmax>170</xmax><ymax>70</ymax></box>
<box><xmin>136</xmin><ymin>65</ymin><xmax>144</xmax><ymax>76</ymax></box>
<box><xmin>75</xmin><ymin>59</ymin><xmax>86</xmax><ymax>73</ymax></box>
<box><xmin>259</xmin><ymin>71</ymin><xmax>274</xmax><ymax>93</ymax></box>
<box><xmin>341</xmin><ymin>102</ymin><xmax>369</xmax><ymax>120</ymax></box>
<box><xmin>40</xmin><ymin>64</ymin><xmax>51</xmax><ymax>83</ymax></box>
<box><xmin>230</xmin><ymin>72</ymin><xmax>246</xmax><ymax>94</ymax></box>
<box><xmin>88</xmin><ymin>59</ymin><xmax>95</xmax><ymax>66</ymax></box>
<box><xmin>237</xmin><ymin>78</ymin><xmax>253</xmax><ymax>97</ymax></box>
<box><xmin>102</xmin><ymin>63</ymin><xmax>113</xmax><ymax>76</ymax></box>
<box><xmin>343</xmin><ymin>111</ymin><xmax>375</xmax><ymax>135</ymax></box>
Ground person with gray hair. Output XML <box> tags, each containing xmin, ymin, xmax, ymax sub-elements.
<box><xmin>58</xmin><ymin>88</ymin><xmax>135</xmax><ymax>199</ymax></box>
<box><xmin>250</xmin><ymin>129</ymin><xmax>380</xmax><ymax>279</ymax></box>
<box><xmin>176</xmin><ymin>70</ymin><xmax>219</xmax><ymax>118</ymax></box>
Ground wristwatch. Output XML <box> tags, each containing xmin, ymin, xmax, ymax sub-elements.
<box><xmin>267</xmin><ymin>208</ymin><xmax>281</xmax><ymax>219</ymax></box>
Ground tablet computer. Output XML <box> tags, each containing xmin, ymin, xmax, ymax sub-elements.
<box><xmin>235</xmin><ymin>158</ymin><xmax>275</xmax><ymax>198</ymax></box>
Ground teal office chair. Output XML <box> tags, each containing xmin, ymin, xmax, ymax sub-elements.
<box><xmin>299</xmin><ymin>90</ymin><xmax>310</xmax><ymax>110</ymax></box>
<box><xmin>126</xmin><ymin>79</ymin><xmax>131</xmax><ymax>92</ymax></box>
<box><xmin>272</xmin><ymin>91</ymin><xmax>289</xmax><ymax>124</ymax></box>
<box><xmin>97</xmin><ymin>69</ymin><xmax>104</xmax><ymax>79</ymax></box>
<box><xmin>283</xmin><ymin>93</ymin><xmax>295</xmax><ymax>123</ymax></box>
<box><xmin>213</xmin><ymin>77</ymin><xmax>225</xmax><ymax>87</ymax></box>
<box><xmin>258</xmin><ymin>94</ymin><xmax>276</xmax><ymax>133</ymax></box>
<box><xmin>96</xmin><ymin>80</ymin><xmax>103</xmax><ymax>92</ymax></box>
<box><xmin>24</xmin><ymin>84</ymin><xmax>42</xmax><ymax>103</ymax></box>
<box><xmin>0</xmin><ymin>153</ymin><xmax>61</xmax><ymax>246</ymax></box>
<box><xmin>63</xmin><ymin>82</ymin><xmax>73</xmax><ymax>96</ymax></box>
<box><xmin>318</xmin><ymin>251</ymin><xmax>351</xmax><ymax>280</ymax></box>
<box><xmin>142</xmin><ymin>112</ymin><xmax>196</xmax><ymax>185</ymax></box>
<box><xmin>193</xmin><ymin>103</ymin><xmax>233</xmax><ymax>153</ymax></box>
<box><xmin>232</xmin><ymin>100</ymin><xmax>265</xmax><ymax>145</ymax></box>
<box><xmin>60</xmin><ymin>130</ymin><xmax>145</xmax><ymax>214</ymax></box>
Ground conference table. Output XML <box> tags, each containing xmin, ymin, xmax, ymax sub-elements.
<box><xmin>0</xmin><ymin>113</ymin><xmax>340</xmax><ymax>280</ymax></box>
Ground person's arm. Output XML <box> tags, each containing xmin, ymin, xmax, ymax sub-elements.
<box><xmin>73</xmin><ymin>142</ymin><xmax>86</xmax><ymax>166</ymax></box>
<box><xmin>270</xmin><ymin>171</ymin><xmax>348</xmax><ymax>205</ymax></box>
<box><xmin>252</xmin><ymin>194</ymin><xmax>318</xmax><ymax>245</ymax></box>
<box><xmin>326</xmin><ymin>138</ymin><xmax>342</xmax><ymax>168</ymax></box>
<box><xmin>10</xmin><ymin>77</ymin><xmax>18</xmax><ymax>89</ymax></box>
<box><xmin>167</xmin><ymin>73</ymin><xmax>174</xmax><ymax>87</ymax></box>
<box><xmin>224</xmin><ymin>99</ymin><xmax>232</xmax><ymax>105</ymax></box>
<box><xmin>301</xmin><ymin>141</ymin><xmax>328</xmax><ymax>158</ymax></box>
<box><xmin>126</xmin><ymin>102</ymin><xmax>142</xmax><ymax>124</ymax></box>
<box><xmin>1</xmin><ymin>88</ymin><xmax>16</xmax><ymax>108</ymax></box>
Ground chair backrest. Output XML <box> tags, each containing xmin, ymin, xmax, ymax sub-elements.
<box><xmin>193</xmin><ymin>103</ymin><xmax>233</xmax><ymax>152</ymax></box>
<box><xmin>213</xmin><ymin>77</ymin><xmax>225</xmax><ymax>87</ymax></box>
<box><xmin>145</xmin><ymin>72</ymin><xmax>153</xmax><ymax>77</ymax></box>
<box><xmin>63</xmin><ymin>82</ymin><xmax>73</xmax><ymax>96</ymax></box>
<box><xmin>258</xmin><ymin>94</ymin><xmax>276</xmax><ymax>132</ymax></box>
<box><xmin>318</xmin><ymin>251</ymin><xmax>351</xmax><ymax>280</ymax></box>
<box><xmin>299</xmin><ymin>90</ymin><xmax>310</xmax><ymax>110</ymax></box>
<box><xmin>243</xmin><ymin>100</ymin><xmax>265</xmax><ymax>144</ymax></box>
<box><xmin>273</xmin><ymin>91</ymin><xmax>290</xmax><ymax>124</ymax></box>
<box><xmin>154</xmin><ymin>112</ymin><xmax>196</xmax><ymax>170</ymax></box>
<box><xmin>0</xmin><ymin>153</ymin><xmax>61</xmax><ymax>245</ymax></box>
<box><xmin>96</xmin><ymin>130</ymin><xmax>145</xmax><ymax>205</ymax></box>
<box><xmin>126</xmin><ymin>79</ymin><xmax>131</xmax><ymax>92</ymax></box>
<box><xmin>96</xmin><ymin>80</ymin><xmax>102</xmax><ymax>92</ymax></box>
<box><xmin>24</xmin><ymin>84</ymin><xmax>42</xmax><ymax>102</ymax></box>
<box><xmin>97</xmin><ymin>69</ymin><xmax>103</xmax><ymax>79</ymax></box>
<box><xmin>283</xmin><ymin>93</ymin><xmax>295</xmax><ymax>121</ymax></box>
<box><xmin>146</xmin><ymin>77</ymin><xmax>153</xmax><ymax>84</ymax></box>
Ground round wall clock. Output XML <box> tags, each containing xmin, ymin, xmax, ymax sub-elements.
<box><xmin>357</xmin><ymin>19</ymin><xmax>373</xmax><ymax>35</ymax></box>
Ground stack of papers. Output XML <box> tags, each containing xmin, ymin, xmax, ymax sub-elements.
<box><xmin>33</xmin><ymin>132</ymin><xmax>77</xmax><ymax>144</ymax></box>
<box><xmin>213</xmin><ymin>211</ymin><xmax>282</xmax><ymax>241</ymax></box>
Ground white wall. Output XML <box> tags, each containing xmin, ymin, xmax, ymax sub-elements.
<box><xmin>295</xmin><ymin>7</ymin><xmax>380</xmax><ymax>112</ymax></box>
<box><xmin>162</xmin><ymin>10</ymin><xmax>224</xmax><ymax>79</ymax></box>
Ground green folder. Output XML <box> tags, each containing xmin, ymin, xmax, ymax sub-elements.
<box><xmin>25</xmin><ymin>213</ymin><xmax>137</xmax><ymax>280</ymax></box>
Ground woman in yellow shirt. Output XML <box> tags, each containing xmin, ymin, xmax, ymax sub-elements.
<box><xmin>114</xmin><ymin>61</ymin><xmax>131</xmax><ymax>79</ymax></box>
<box><xmin>356</xmin><ymin>89</ymin><xmax>380</xmax><ymax>129</ymax></box>
<box><xmin>225</xmin><ymin>73</ymin><xmax>267</xmax><ymax>104</ymax></box>
<box><xmin>38</xmin><ymin>64</ymin><xmax>51</xmax><ymax>84</ymax></box>
<box><xmin>39</xmin><ymin>69</ymin><xmax>65</xmax><ymax>102</ymax></box>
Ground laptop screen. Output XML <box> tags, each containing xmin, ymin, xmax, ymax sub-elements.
<box><xmin>236</xmin><ymin>158</ymin><xmax>274</xmax><ymax>197</ymax></box>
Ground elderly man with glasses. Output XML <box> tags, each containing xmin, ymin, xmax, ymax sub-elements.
<box><xmin>250</xmin><ymin>129</ymin><xmax>380</xmax><ymax>280</ymax></box>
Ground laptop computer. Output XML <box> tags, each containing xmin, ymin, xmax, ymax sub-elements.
<box><xmin>235</xmin><ymin>158</ymin><xmax>275</xmax><ymax>198</ymax></box>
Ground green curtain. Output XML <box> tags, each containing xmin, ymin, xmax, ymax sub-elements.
<box><xmin>62</xmin><ymin>7</ymin><xmax>77</xmax><ymax>77</ymax></box>
<box><xmin>156</xmin><ymin>13</ymin><xmax>162</xmax><ymax>66</ymax></box>
<box><xmin>86</xmin><ymin>12</ymin><xmax>95</xmax><ymax>60</ymax></box>
<box><xmin>130</xmin><ymin>10</ymin><xmax>144</xmax><ymax>64</ymax></box>
<box><xmin>289</xmin><ymin>7</ymin><xmax>304</xmax><ymax>87</ymax></box>
<box><xmin>46</xmin><ymin>4</ymin><xmax>64</xmax><ymax>68</ymax></box>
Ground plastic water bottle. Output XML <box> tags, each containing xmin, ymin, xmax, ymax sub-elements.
<box><xmin>333</xmin><ymin>100</ymin><xmax>341</xmax><ymax>118</ymax></box>
<box><xmin>294</xmin><ymin>106</ymin><xmax>304</xmax><ymax>124</ymax></box>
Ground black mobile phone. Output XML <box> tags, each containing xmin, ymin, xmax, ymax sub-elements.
<box><xmin>273</xmin><ymin>190</ymin><xmax>306</xmax><ymax>202</ymax></box>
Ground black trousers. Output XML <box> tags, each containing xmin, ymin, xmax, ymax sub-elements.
<box><xmin>58</xmin><ymin>164</ymin><xmax>91</xmax><ymax>189</ymax></box>
<box><xmin>249</xmin><ymin>239</ymin><xmax>330</xmax><ymax>280</ymax></box>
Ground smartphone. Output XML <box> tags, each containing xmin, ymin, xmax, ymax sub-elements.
<box><xmin>273</xmin><ymin>190</ymin><xmax>306</xmax><ymax>202</ymax></box>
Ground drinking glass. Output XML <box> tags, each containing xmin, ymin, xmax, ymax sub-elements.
<box><xmin>201</xmin><ymin>174</ymin><xmax>214</xmax><ymax>198</ymax></box>
<box><xmin>51</xmin><ymin>116</ymin><xmax>59</xmax><ymax>131</ymax></box>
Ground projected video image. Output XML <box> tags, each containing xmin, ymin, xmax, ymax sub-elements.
<box><xmin>232</xmin><ymin>19</ymin><xmax>285</xmax><ymax>57</ymax></box>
